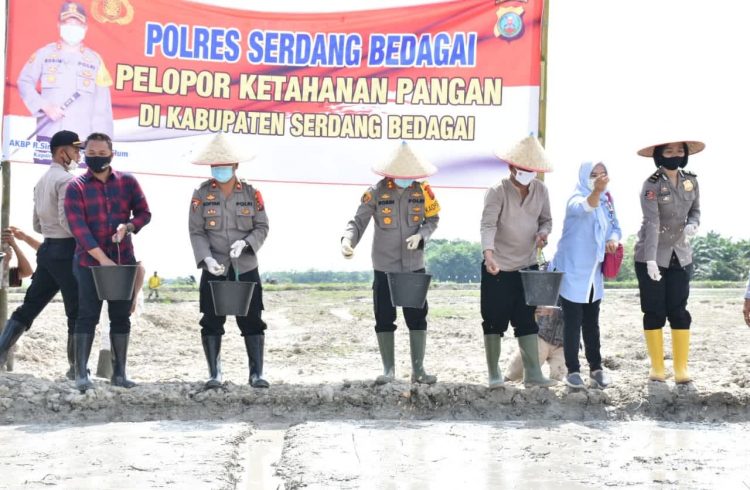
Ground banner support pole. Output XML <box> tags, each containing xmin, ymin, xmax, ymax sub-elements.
<box><xmin>0</xmin><ymin>159</ymin><xmax>11</xmax><ymax>371</ymax></box>
<box><xmin>537</xmin><ymin>0</ymin><xmax>550</xmax><ymax>147</ymax></box>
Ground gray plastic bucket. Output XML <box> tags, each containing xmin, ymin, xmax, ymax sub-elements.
<box><xmin>386</xmin><ymin>272</ymin><xmax>432</xmax><ymax>308</ymax></box>
<box><xmin>91</xmin><ymin>265</ymin><xmax>138</xmax><ymax>301</ymax></box>
<box><xmin>209</xmin><ymin>281</ymin><xmax>256</xmax><ymax>316</ymax></box>
<box><xmin>519</xmin><ymin>270</ymin><xmax>564</xmax><ymax>306</ymax></box>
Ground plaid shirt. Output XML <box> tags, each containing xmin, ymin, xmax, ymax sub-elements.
<box><xmin>64</xmin><ymin>169</ymin><xmax>151</xmax><ymax>267</ymax></box>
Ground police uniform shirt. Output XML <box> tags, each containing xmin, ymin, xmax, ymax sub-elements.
<box><xmin>17</xmin><ymin>42</ymin><xmax>114</xmax><ymax>139</ymax></box>
<box><xmin>343</xmin><ymin>178</ymin><xmax>440</xmax><ymax>273</ymax></box>
<box><xmin>634</xmin><ymin>169</ymin><xmax>700</xmax><ymax>268</ymax></box>
<box><xmin>33</xmin><ymin>162</ymin><xmax>74</xmax><ymax>238</ymax></box>
<box><xmin>189</xmin><ymin>179</ymin><xmax>269</xmax><ymax>275</ymax></box>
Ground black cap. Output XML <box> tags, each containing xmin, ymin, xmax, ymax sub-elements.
<box><xmin>60</xmin><ymin>2</ymin><xmax>87</xmax><ymax>23</ymax></box>
<box><xmin>49</xmin><ymin>130</ymin><xmax>81</xmax><ymax>153</ymax></box>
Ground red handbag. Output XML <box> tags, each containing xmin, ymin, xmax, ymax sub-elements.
<box><xmin>601</xmin><ymin>192</ymin><xmax>623</xmax><ymax>279</ymax></box>
<box><xmin>602</xmin><ymin>243</ymin><xmax>624</xmax><ymax>279</ymax></box>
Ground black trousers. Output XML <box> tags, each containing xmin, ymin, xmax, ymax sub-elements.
<box><xmin>480</xmin><ymin>262</ymin><xmax>538</xmax><ymax>337</ymax></box>
<box><xmin>635</xmin><ymin>254</ymin><xmax>692</xmax><ymax>330</ymax></box>
<box><xmin>73</xmin><ymin>262</ymin><xmax>131</xmax><ymax>335</ymax></box>
<box><xmin>373</xmin><ymin>269</ymin><xmax>428</xmax><ymax>333</ymax></box>
<box><xmin>11</xmin><ymin>238</ymin><xmax>78</xmax><ymax>334</ymax></box>
<box><xmin>199</xmin><ymin>267</ymin><xmax>265</xmax><ymax>336</ymax></box>
<box><xmin>560</xmin><ymin>296</ymin><xmax>602</xmax><ymax>373</ymax></box>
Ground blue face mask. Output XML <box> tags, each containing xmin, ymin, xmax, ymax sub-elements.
<box><xmin>394</xmin><ymin>178</ymin><xmax>413</xmax><ymax>188</ymax></box>
<box><xmin>211</xmin><ymin>166</ymin><xmax>234</xmax><ymax>183</ymax></box>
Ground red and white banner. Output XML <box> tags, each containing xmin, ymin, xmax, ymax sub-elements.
<box><xmin>2</xmin><ymin>0</ymin><xmax>543</xmax><ymax>187</ymax></box>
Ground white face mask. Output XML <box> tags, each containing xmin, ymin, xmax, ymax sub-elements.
<box><xmin>587</xmin><ymin>177</ymin><xmax>597</xmax><ymax>191</ymax></box>
<box><xmin>514</xmin><ymin>169</ymin><xmax>537</xmax><ymax>186</ymax></box>
<box><xmin>60</xmin><ymin>25</ymin><xmax>86</xmax><ymax>45</ymax></box>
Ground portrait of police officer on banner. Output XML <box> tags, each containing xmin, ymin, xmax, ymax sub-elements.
<box><xmin>17</xmin><ymin>2</ymin><xmax>114</xmax><ymax>163</ymax></box>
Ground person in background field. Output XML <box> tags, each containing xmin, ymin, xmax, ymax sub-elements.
<box><xmin>634</xmin><ymin>139</ymin><xmax>703</xmax><ymax>385</ymax></box>
<box><xmin>480</xmin><ymin>135</ymin><xmax>556</xmax><ymax>389</ymax></box>
<box><xmin>17</xmin><ymin>2</ymin><xmax>113</xmax><ymax>163</ymax></box>
<box><xmin>504</xmin><ymin>306</ymin><xmax>565</xmax><ymax>382</ymax></box>
<box><xmin>550</xmin><ymin>161</ymin><xmax>622</xmax><ymax>389</ymax></box>
<box><xmin>342</xmin><ymin>142</ymin><xmax>440</xmax><ymax>385</ymax></box>
<box><xmin>64</xmin><ymin>132</ymin><xmax>151</xmax><ymax>392</ymax></box>
<box><xmin>147</xmin><ymin>271</ymin><xmax>162</xmax><ymax>300</ymax></box>
<box><xmin>0</xmin><ymin>130</ymin><xmax>81</xmax><ymax>378</ymax></box>
<box><xmin>188</xmin><ymin>133</ymin><xmax>270</xmax><ymax>389</ymax></box>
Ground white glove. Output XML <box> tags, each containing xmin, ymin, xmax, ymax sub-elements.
<box><xmin>405</xmin><ymin>234</ymin><xmax>422</xmax><ymax>250</ymax></box>
<box><xmin>646</xmin><ymin>260</ymin><xmax>662</xmax><ymax>282</ymax></box>
<box><xmin>204</xmin><ymin>257</ymin><xmax>226</xmax><ymax>276</ymax></box>
<box><xmin>230</xmin><ymin>239</ymin><xmax>247</xmax><ymax>259</ymax></box>
<box><xmin>683</xmin><ymin>223</ymin><xmax>698</xmax><ymax>238</ymax></box>
<box><xmin>341</xmin><ymin>238</ymin><xmax>354</xmax><ymax>259</ymax></box>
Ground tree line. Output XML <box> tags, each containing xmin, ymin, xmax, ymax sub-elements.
<box><xmin>256</xmin><ymin>233</ymin><xmax>750</xmax><ymax>284</ymax></box>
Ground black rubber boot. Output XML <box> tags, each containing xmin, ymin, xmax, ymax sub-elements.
<box><xmin>202</xmin><ymin>335</ymin><xmax>223</xmax><ymax>389</ymax></box>
<box><xmin>244</xmin><ymin>335</ymin><xmax>270</xmax><ymax>388</ymax></box>
<box><xmin>0</xmin><ymin>319</ymin><xmax>27</xmax><ymax>369</ymax></box>
<box><xmin>74</xmin><ymin>333</ymin><xmax>95</xmax><ymax>392</ymax></box>
<box><xmin>110</xmin><ymin>334</ymin><xmax>136</xmax><ymax>388</ymax></box>
<box><xmin>66</xmin><ymin>334</ymin><xmax>76</xmax><ymax>380</ymax></box>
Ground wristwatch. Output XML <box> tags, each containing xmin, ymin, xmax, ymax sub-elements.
<box><xmin>126</xmin><ymin>223</ymin><xmax>135</xmax><ymax>234</ymax></box>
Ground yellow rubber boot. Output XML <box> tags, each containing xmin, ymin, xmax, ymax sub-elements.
<box><xmin>643</xmin><ymin>329</ymin><xmax>665</xmax><ymax>382</ymax></box>
<box><xmin>671</xmin><ymin>329</ymin><xmax>691</xmax><ymax>384</ymax></box>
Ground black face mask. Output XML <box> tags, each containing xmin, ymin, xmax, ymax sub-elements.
<box><xmin>86</xmin><ymin>155</ymin><xmax>112</xmax><ymax>173</ymax></box>
<box><xmin>653</xmin><ymin>143</ymin><xmax>688</xmax><ymax>169</ymax></box>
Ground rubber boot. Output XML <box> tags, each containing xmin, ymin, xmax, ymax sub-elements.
<box><xmin>74</xmin><ymin>333</ymin><xmax>95</xmax><ymax>392</ymax></box>
<box><xmin>244</xmin><ymin>335</ymin><xmax>270</xmax><ymax>388</ymax></box>
<box><xmin>483</xmin><ymin>334</ymin><xmax>503</xmax><ymax>389</ymax></box>
<box><xmin>110</xmin><ymin>334</ymin><xmax>136</xmax><ymax>388</ymax></box>
<box><xmin>95</xmin><ymin>349</ymin><xmax>113</xmax><ymax>379</ymax></box>
<box><xmin>66</xmin><ymin>335</ymin><xmax>77</xmax><ymax>380</ymax></box>
<box><xmin>202</xmin><ymin>335</ymin><xmax>223</xmax><ymax>389</ymax></box>
<box><xmin>375</xmin><ymin>332</ymin><xmax>395</xmax><ymax>385</ymax></box>
<box><xmin>409</xmin><ymin>330</ymin><xmax>437</xmax><ymax>384</ymax></box>
<box><xmin>0</xmin><ymin>319</ymin><xmax>26</xmax><ymax>369</ymax></box>
<box><xmin>671</xmin><ymin>329</ymin><xmax>691</xmax><ymax>384</ymax></box>
<box><xmin>518</xmin><ymin>334</ymin><xmax>556</xmax><ymax>387</ymax></box>
<box><xmin>643</xmin><ymin>329</ymin><xmax>666</xmax><ymax>382</ymax></box>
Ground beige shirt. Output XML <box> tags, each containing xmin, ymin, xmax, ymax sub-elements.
<box><xmin>33</xmin><ymin>162</ymin><xmax>74</xmax><ymax>238</ymax></box>
<box><xmin>480</xmin><ymin>178</ymin><xmax>552</xmax><ymax>271</ymax></box>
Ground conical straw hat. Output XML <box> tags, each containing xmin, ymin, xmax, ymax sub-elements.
<box><xmin>496</xmin><ymin>135</ymin><xmax>553</xmax><ymax>173</ymax></box>
<box><xmin>372</xmin><ymin>142</ymin><xmax>437</xmax><ymax>178</ymax></box>
<box><xmin>191</xmin><ymin>133</ymin><xmax>254</xmax><ymax>165</ymax></box>
<box><xmin>637</xmin><ymin>140</ymin><xmax>705</xmax><ymax>157</ymax></box>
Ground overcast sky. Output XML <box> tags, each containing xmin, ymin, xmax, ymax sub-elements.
<box><xmin>1</xmin><ymin>0</ymin><xmax>746</xmax><ymax>278</ymax></box>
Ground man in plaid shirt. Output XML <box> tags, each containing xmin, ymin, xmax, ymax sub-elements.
<box><xmin>64</xmin><ymin>132</ymin><xmax>151</xmax><ymax>392</ymax></box>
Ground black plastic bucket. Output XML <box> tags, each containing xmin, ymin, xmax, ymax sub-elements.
<box><xmin>209</xmin><ymin>281</ymin><xmax>256</xmax><ymax>316</ymax></box>
<box><xmin>519</xmin><ymin>270</ymin><xmax>564</xmax><ymax>306</ymax></box>
<box><xmin>91</xmin><ymin>265</ymin><xmax>138</xmax><ymax>301</ymax></box>
<box><xmin>386</xmin><ymin>272</ymin><xmax>432</xmax><ymax>308</ymax></box>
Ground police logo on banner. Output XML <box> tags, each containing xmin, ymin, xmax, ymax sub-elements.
<box><xmin>494</xmin><ymin>6</ymin><xmax>525</xmax><ymax>40</ymax></box>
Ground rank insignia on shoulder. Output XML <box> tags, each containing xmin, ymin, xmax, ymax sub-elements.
<box><xmin>647</xmin><ymin>172</ymin><xmax>660</xmax><ymax>183</ymax></box>
<box><xmin>361</xmin><ymin>191</ymin><xmax>372</xmax><ymax>204</ymax></box>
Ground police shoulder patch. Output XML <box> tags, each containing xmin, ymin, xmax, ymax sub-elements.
<box><xmin>191</xmin><ymin>198</ymin><xmax>201</xmax><ymax>212</ymax></box>
<box><xmin>255</xmin><ymin>190</ymin><xmax>265</xmax><ymax>211</ymax></box>
<box><xmin>361</xmin><ymin>191</ymin><xmax>372</xmax><ymax>204</ymax></box>
<box><xmin>644</xmin><ymin>189</ymin><xmax>656</xmax><ymax>201</ymax></box>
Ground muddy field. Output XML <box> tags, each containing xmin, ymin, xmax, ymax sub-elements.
<box><xmin>1</xmin><ymin>287</ymin><xmax>749</xmax><ymax>424</ymax></box>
